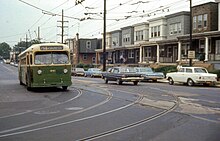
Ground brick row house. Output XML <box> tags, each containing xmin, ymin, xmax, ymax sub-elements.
<box><xmin>96</xmin><ymin>1</ymin><xmax>220</xmax><ymax>69</ymax></box>
<box><xmin>65</xmin><ymin>33</ymin><xmax>102</xmax><ymax>67</ymax></box>
<box><xmin>66</xmin><ymin>1</ymin><xmax>220</xmax><ymax>69</ymax></box>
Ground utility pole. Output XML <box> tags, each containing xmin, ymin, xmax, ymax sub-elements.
<box><xmin>103</xmin><ymin>0</ymin><xmax>107</xmax><ymax>71</ymax></box>
<box><xmin>57</xmin><ymin>9</ymin><xmax>68</xmax><ymax>43</ymax></box>
<box><xmin>189</xmin><ymin>0</ymin><xmax>193</xmax><ymax>66</ymax></box>
<box><xmin>25</xmin><ymin>34</ymin><xmax>28</xmax><ymax>49</ymax></box>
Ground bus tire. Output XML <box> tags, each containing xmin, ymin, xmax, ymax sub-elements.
<box><xmin>27</xmin><ymin>86</ymin><xmax>31</xmax><ymax>91</ymax></box>
<box><xmin>20</xmin><ymin>81</ymin><xmax>23</xmax><ymax>85</ymax></box>
<box><xmin>62</xmin><ymin>86</ymin><xmax>68</xmax><ymax>91</ymax></box>
<box><xmin>133</xmin><ymin>81</ymin><xmax>138</xmax><ymax>85</ymax></box>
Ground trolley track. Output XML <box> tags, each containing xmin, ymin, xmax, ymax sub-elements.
<box><xmin>0</xmin><ymin>88</ymin><xmax>82</xmax><ymax>119</ymax></box>
<box><xmin>0</xmin><ymin>85</ymin><xmax>147</xmax><ymax>138</ymax></box>
<box><xmin>78</xmin><ymin>99</ymin><xmax>178</xmax><ymax>141</ymax></box>
<box><xmin>1</xmin><ymin>77</ymin><xmax>180</xmax><ymax>140</ymax></box>
<box><xmin>0</xmin><ymin>86</ymin><xmax>113</xmax><ymax>136</ymax></box>
<box><xmin>74</xmin><ymin>82</ymin><xmax>180</xmax><ymax>141</ymax></box>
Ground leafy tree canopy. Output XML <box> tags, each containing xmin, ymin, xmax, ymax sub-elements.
<box><xmin>0</xmin><ymin>42</ymin><xmax>11</xmax><ymax>59</ymax></box>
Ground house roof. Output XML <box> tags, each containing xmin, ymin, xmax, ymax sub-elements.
<box><xmin>178</xmin><ymin>31</ymin><xmax>220</xmax><ymax>40</ymax></box>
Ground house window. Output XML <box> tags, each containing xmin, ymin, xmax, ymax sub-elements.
<box><xmin>112</xmin><ymin>37</ymin><xmax>118</xmax><ymax>46</ymax></box>
<box><xmin>146</xmin><ymin>47</ymin><xmax>151</xmax><ymax>58</ymax></box>
<box><xmin>151</xmin><ymin>27</ymin><xmax>154</xmax><ymax>37</ymax></box>
<box><xmin>83</xmin><ymin>54</ymin><xmax>87</xmax><ymax>60</ymax></box>
<box><xmin>199</xmin><ymin>39</ymin><xmax>205</xmax><ymax>53</ymax></box>
<box><xmin>128</xmin><ymin>50</ymin><xmax>134</xmax><ymax>58</ymax></box>
<box><xmin>136</xmin><ymin>30</ymin><xmax>144</xmax><ymax>41</ymax></box>
<box><xmin>170</xmin><ymin>23</ymin><xmax>181</xmax><ymax>35</ymax></box>
<box><xmin>198</xmin><ymin>15</ymin><xmax>202</xmax><ymax>29</ymax></box>
<box><xmin>123</xmin><ymin>34</ymin><xmax>130</xmax><ymax>43</ymax></box>
<box><xmin>204</xmin><ymin>14</ymin><xmax>207</xmax><ymax>28</ymax></box>
<box><xmin>177</xmin><ymin>23</ymin><xmax>181</xmax><ymax>33</ymax></box>
<box><xmin>92</xmin><ymin>57</ymin><xmax>96</xmax><ymax>64</ymax></box>
<box><xmin>170</xmin><ymin>24</ymin><xmax>173</xmax><ymax>35</ymax></box>
<box><xmin>193</xmin><ymin>16</ymin><xmax>197</xmax><ymax>29</ymax></box>
<box><xmin>216</xmin><ymin>40</ymin><xmax>220</xmax><ymax>54</ymax></box>
<box><xmin>154</xmin><ymin>26</ymin><xmax>157</xmax><ymax>37</ymax></box>
<box><xmin>158</xmin><ymin>26</ymin><xmax>161</xmax><ymax>36</ymax></box>
<box><xmin>167</xmin><ymin>47</ymin><xmax>172</xmax><ymax>57</ymax></box>
<box><xmin>159</xmin><ymin>47</ymin><xmax>165</xmax><ymax>57</ymax></box>
<box><xmin>86</xmin><ymin>41</ymin><xmax>91</xmax><ymax>49</ymax></box>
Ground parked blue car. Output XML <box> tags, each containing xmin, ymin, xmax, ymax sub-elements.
<box><xmin>84</xmin><ymin>68</ymin><xmax>102</xmax><ymax>77</ymax></box>
<box><xmin>135</xmin><ymin>67</ymin><xmax>164</xmax><ymax>82</ymax></box>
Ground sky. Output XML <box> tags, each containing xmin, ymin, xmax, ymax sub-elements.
<box><xmin>0</xmin><ymin>0</ymin><xmax>216</xmax><ymax>47</ymax></box>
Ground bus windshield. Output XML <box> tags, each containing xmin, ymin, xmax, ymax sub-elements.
<box><xmin>35</xmin><ymin>52</ymin><xmax>69</xmax><ymax>65</ymax></box>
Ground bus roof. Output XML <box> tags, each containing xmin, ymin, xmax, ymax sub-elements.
<box><xmin>18</xmin><ymin>43</ymin><xmax>70</xmax><ymax>57</ymax></box>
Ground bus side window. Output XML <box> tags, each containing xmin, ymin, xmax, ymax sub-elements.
<box><xmin>26</xmin><ymin>55</ymin><xmax>29</xmax><ymax>65</ymax></box>
<box><xmin>30</xmin><ymin>55</ymin><xmax>33</xmax><ymax>65</ymax></box>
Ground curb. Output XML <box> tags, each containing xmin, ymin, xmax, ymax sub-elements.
<box><xmin>158</xmin><ymin>79</ymin><xmax>220</xmax><ymax>87</ymax></box>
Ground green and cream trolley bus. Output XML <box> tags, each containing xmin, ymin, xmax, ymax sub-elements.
<box><xmin>18</xmin><ymin>43</ymin><xmax>72</xmax><ymax>90</ymax></box>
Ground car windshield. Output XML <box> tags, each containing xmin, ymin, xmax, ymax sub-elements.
<box><xmin>138</xmin><ymin>67</ymin><xmax>153</xmax><ymax>73</ymax></box>
<box><xmin>194</xmin><ymin>68</ymin><xmax>207</xmax><ymax>73</ymax></box>
<box><xmin>35</xmin><ymin>52</ymin><xmax>69</xmax><ymax>65</ymax></box>
<box><xmin>119</xmin><ymin>67</ymin><xmax>136</xmax><ymax>72</ymax></box>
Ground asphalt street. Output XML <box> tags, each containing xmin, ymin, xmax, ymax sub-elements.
<box><xmin>0</xmin><ymin>62</ymin><xmax>220</xmax><ymax>141</ymax></box>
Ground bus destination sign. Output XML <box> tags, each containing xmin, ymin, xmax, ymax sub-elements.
<box><xmin>40</xmin><ymin>46</ymin><xmax>63</xmax><ymax>50</ymax></box>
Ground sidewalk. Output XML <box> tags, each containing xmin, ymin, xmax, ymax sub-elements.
<box><xmin>158</xmin><ymin>79</ymin><xmax>220</xmax><ymax>87</ymax></box>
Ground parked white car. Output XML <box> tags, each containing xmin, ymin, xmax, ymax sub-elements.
<box><xmin>166</xmin><ymin>67</ymin><xmax>217</xmax><ymax>86</ymax></box>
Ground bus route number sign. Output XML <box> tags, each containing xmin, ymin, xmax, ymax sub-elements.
<box><xmin>40</xmin><ymin>46</ymin><xmax>63</xmax><ymax>50</ymax></box>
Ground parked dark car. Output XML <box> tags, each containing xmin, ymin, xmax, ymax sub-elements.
<box><xmin>72</xmin><ymin>68</ymin><xmax>85</xmax><ymax>76</ymax></box>
<box><xmin>103</xmin><ymin>67</ymin><xmax>143</xmax><ymax>85</ymax></box>
<box><xmin>135</xmin><ymin>67</ymin><xmax>164</xmax><ymax>82</ymax></box>
<box><xmin>84</xmin><ymin>68</ymin><xmax>102</xmax><ymax>77</ymax></box>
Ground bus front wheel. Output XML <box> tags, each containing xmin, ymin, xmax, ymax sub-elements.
<box><xmin>62</xmin><ymin>86</ymin><xmax>68</xmax><ymax>91</ymax></box>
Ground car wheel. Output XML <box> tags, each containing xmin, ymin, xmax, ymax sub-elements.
<box><xmin>168</xmin><ymin>78</ymin><xmax>174</xmax><ymax>85</ymax></box>
<box><xmin>84</xmin><ymin>74</ymin><xmax>87</xmax><ymax>77</ymax></box>
<box><xmin>117</xmin><ymin>79</ymin><xmax>122</xmax><ymax>85</ymax></box>
<box><xmin>104</xmin><ymin>77</ymin><xmax>108</xmax><ymax>84</ymax></box>
<box><xmin>187</xmin><ymin>78</ymin><xmax>194</xmax><ymax>86</ymax></box>
<box><xmin>133</xmin><ymin>81</ymin><xmax>138</xmax><ymax>85</ymax></box>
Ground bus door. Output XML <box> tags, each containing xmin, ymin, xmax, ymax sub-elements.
<box><xmin>26</xmin><ymin>53</ymin><xmax>31</xmax><ymax>86</ymax></box>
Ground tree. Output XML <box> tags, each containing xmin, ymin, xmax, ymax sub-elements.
<box><xmin>0</xmin><ymin>42</ymin><xmax>11</xmax><ymax>59</ymax></box>
<box><xmin>15</xmin><ymin>39</ymin><xmax>41</xmax><ymax>49</ymax></box>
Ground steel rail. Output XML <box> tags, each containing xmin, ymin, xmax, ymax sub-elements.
<box><xmin>0</xmin><ymin>88</ymin><xmax>82</xmax><ymax>119</ymax></box>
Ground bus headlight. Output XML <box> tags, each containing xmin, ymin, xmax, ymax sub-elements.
<box><xmin>64</xmin><ymin>69</ymin><xmax>68</xmax><ymax>74</ymax></box>
<box><xmin>37</xmin><ymin>70</ymin><xmax>42</xmax><ymax>75</ymax></box>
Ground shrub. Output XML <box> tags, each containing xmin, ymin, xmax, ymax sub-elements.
<box><xmin>76</xmin><ymin>63</ymin><xmax>94</xmax><ymax>71</ymax></box>
<box><xmin>154</xmin><ymin>66</ymin><xmax>177</xmax><ymax>76</ymax></box>
<box><xmin>210</xmin><ymin>69</ymin><xmax>220</xmax><ymax>80</ymax></box>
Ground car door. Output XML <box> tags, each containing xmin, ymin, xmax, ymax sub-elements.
<box><xmin>110</xmin><ymin>68</ymin><xmax>119</xmax><ymax>80</ymax></box>
<box><xmin>175</xmin><ymin>68</ymin><xmax>185</xmax><ymax>82</ymax></box>
<box><xmin>184</xmin><ymin>68</ymin><xmax>193</xmax><ymax>82</ymax></box>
